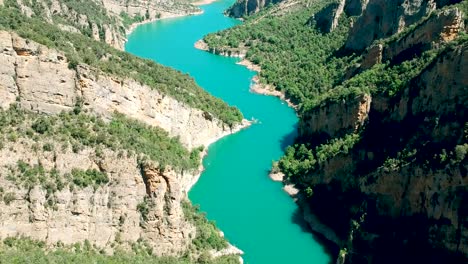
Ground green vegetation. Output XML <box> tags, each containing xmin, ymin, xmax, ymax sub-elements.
<box><xmin>279</xmin><ymin>133</ymin><xmax>360</xmax><ymax>181</ymax></box>
<box><xmin>0</xmin><ymin>237</ymin><xmax>240</xmax><ymax>264</ymax></box>
<box><xmin>182</xmin><ymin>201</ymin><xmax>228</xmax><ymax>251</ymax></box>
<box><xmin>204</xmin><ymin>0</ymin><xmax>354</xmax><ymax>106</ymax></box>
<box><xmin>9</xmin><ymin>160</ymin><xmax>65</xmax><ymax>191</ymax></box>
<box><xmin>3</xmin><ymin>192</ymin><xmax>15</xmax><ymax>205</ymax></box>
<box><xmin>6</xmin><ymin>159</ymin><xmax>109</xmax><ymax>208</ymax></box>
<box><xmin>120</xmin><ymin>11</ymin><xmax>146</xmax><ymax>29</ymax></box>
<box><xmin>0</xmin><ymin>105</ymin><xmax>201</xmax><ymax>171</ymax></box>
<box><xmin>137</xmin><ymin>197</ymin><xmax>151</xmax><ymax>222</ymax></box>
<box><xmin>0</xmin><ymin>5</ymin><xmax>242</xmax><ymax>126</ymax></box>
<box><xmin>71</xmin><ymin>168</ymin><xmax>109</xmax><ymax>188</ymax></box>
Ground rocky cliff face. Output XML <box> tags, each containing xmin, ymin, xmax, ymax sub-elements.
<box><xmin>298</xmin><ymin>39</ymin><xmax>467</xmax><ymax>264</ymax></box>
<box><xmin>0</xmin><ymin>137</ymin><xmax>196</xmax><ymax>255</ymax></box>
<box><xmin>227</xmin><ymin>0</ymin><xmax>284</xmax><ymax>18</ymax></box>
<box><xmin>101</xmin><ymin>0</ymin><xmax>199</xmax><ymax>20</ymax></box>
<box><xmin>299</xmin><ymin>94</ymin><xmax>371</xmax><ymax>142</ymax></box>
<box><xmin>11</xmin><ymin>0</ymin><xmax>125</xmax><ymax>49</ymax></box>
<box><xmin>0</xmin><ymin>28</ymin><xmax>245</xmax><ymax>258</ymax></box>
<box><xmin>359</xmin><ymin>7</ymin><xmax>464</xmax><ymax>70</ymax></box>
<box><xmin>10</xmin><ymin>0</ymin><xmax>199</xmax><ymax>50</ymax></box>
<box><xmin>0</xmin><ymin>30</ymin><xmax>238</xmax><ymax>150</ymax></box>
<box><xmin>345</xmin><ymin>0</ymin><xmax>463</xmax><ymax>52</ymax></box>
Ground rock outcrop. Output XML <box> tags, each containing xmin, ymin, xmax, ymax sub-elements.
<box><xmin>311</xmin><ymin>0</ymin><xmax>368</xmax><ymax>33</ymax></box>
<box><xmin>360</xmin><ymin>7</ymin><xmax>464</xmax><ymax>69</ymax></box>
<box><xmin>0</xmin><ymin>136</ymin><xmax>196</xmax><ymax>255</ymax></box>
<box><xmin>101</xmin><ymin>0</ymin><xmax>199</xmax><ymax>21</ymax></box>
<box><xmin>227</xmin><ymin>0</ymin><xmax>284</xmax><ymax>18</ymax></box>
<box><xmin>299</xmin><ymin>94</ymin><xmax>371</xmax><ymax>142</ymax></box>
<box><xmin>0</xmin><ymin>31</ymin><xmax>238</xmax><ymax>150</ymax></box>
<box><xmin>12</xmin><ymin>0</ymin><xmax>125</xmax><ymax>49</ymax></box>
<box><xmin>345</xmin><ymin>0</ymin><xmax>464</xmax><ymax>52</ymax></box>
<box><xmin>345</xmin><ymin>0</ymin><xmax>437</xmax><ymax>52</ymax></box>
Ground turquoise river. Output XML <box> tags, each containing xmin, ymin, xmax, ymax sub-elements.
<box><xmin>126</xmin><ymin>1</ymin><xmax>330</xmax><ymax>263</ymax></box>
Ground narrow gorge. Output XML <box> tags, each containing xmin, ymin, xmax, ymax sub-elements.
<box><xmin>0</xmin><ymin>0</ymin><xmax>466</xmax><ymax>263</ymax></box>
<box><xmin>125</xmin><ymin>1</ymin><xmax>331</xmax><ymax>263</ymax></box>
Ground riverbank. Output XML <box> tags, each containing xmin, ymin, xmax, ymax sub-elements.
<box><xmin>175</xmin><ymin>118</ymin><xmax>251</xmax><ymax>262</ymax></box>
<box><xmin>194</xmin><ymin>40</ymin><xmax>297</xmax><ymax>109</ymax></box>
<box><xmin>184</xmin><ymin>118</ymin><xmax>251</xmax><ymax>263</ymax></box>
<box><xmin>186</xmin><ymin>118</ymin><xmax>252</xmax><ymax>193</ymax></box>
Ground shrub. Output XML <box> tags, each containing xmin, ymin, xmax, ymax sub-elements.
<box><xmin>3</xmin><ymin>192</ymin><xmax>15</xmax><ymax>205</ymax></box>
<box><xmin>71</xmin><ymin>169</ymin><xmax>109</xmax><ymax>188</ymax></box>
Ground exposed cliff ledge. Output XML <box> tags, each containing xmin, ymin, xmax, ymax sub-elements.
<box><xmin>101</xmin><ymin>0</ymin><xmax>200</xmax><ymax>20</ymax></box>
<box><xmin>0</xmin><ymin>30</ymin><xmax>244</xmax><ymax>150</ymax></box>
<box><xmin>360</xmin><ymin>7</ymin><xmax>464</xmax><ymax>70</ymax></box>
<box><xmin>344</xmin><ymin>0</ymin><xmax>464</xmax><ymax>52</ymax></box>
<box><xmin>11</xmin><ymin>0</ymin><xmax>125</xmax><ymax>49</ymax></box>
<box><xmin>299</xmin><ymin>94</ymin><xmax>371</xmax><ymax>142</ymax></box>
<box><xmin>311</xmin><ymin>0</ymin><xmax>367</xmax><ymax>33</ymax></box>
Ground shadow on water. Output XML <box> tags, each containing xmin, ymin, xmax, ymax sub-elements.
<box><xmin>279</xmin><ymin>123</ymin><xmax>298</xmax><ymax>150</ymax></box>
<box><xmin>291</xmin><ymin>207</ymin><xmax>339</xmax><ymax>264</ymax></box>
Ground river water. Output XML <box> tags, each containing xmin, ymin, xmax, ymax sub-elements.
<box><xmin>125</xmin><ymin>1</ymin><xmax>330</xmax><ymax>263</ymax></box>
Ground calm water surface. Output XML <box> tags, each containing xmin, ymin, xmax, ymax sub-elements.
<box><xmin>126</xmin><ymin>2</ymin><xmax>331</xmax><ymax>263</ymax></box>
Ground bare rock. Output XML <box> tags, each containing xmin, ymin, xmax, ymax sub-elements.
<box><xmin>299</xmin><ymin>94</ymin><xmax>371</xmax><ymax>140</ymax></box>
<box><xmin>345</xmin><ymin>0</ymin><xmax>437</xmax><ymax>52</ymax></box>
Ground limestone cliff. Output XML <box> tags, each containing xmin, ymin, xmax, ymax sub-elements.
<box><xmin>360</xmin><ymin>7</ymin><xmax>464</xmax><ymax>70</ymax></box>
<box><xmin>101</xmin><ymin>0</ymin><xmax>199</xmax><ymax>21</ymax></box>
<box><xmin>9</xmin><ymin>0</ymin><xmax>200</xmax><ymax>50</ymax></box>
<box><xmin>227</xmin><ymin>0</ymin><xmax>284</xmax><ymax>18</ymax></box>
<box><xmin>0</xmin><ymin>30</ymin><xmax>240</xmax><ymax>150</ymax></box>
<box><xmin>9</xmin><ymin>0</ymin><xmax>125</xmax><ymax>49</ymax></box>
<box><xmin>345</xmin><ymin>0</ymin><xmax>463</xmax><ymax>52</ymax></box>
<box><xmin>0</xmin><ymin>138</ymin><xmax>196</xmax><ymax>255</ymax></box>
<box><xmin>299</xmin><ymin>94</ymin><xmax>371</xmax><ymax>142</ymax></box>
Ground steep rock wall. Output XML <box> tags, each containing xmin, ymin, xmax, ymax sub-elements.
<box><xmin>299</xmin><ymin>94</ymin><xmax>371</xmax><ymax>142</ymax></box>
<box><xmin>14</xmin><ymin>0</ymin><xmax>125</xmax><ymax>49</ymax></box>
<box><xmin>345</xmin><ymin>0</ymin><xmax>437</xmax><ymax>52</ymax></box>
<box><xmin>0</xmin><ymin>31</ymin><xmax>237</xmax><ymax>150</ymax></box>
<box><xmin>227</xmin><ymin>0</ymin><xmax>284</xmax><ymax>18</ymax></box>
<box><xmin>360</xmin><ymin>7</ymin><xmax>464</xmax><ymax>70</ymax></box>
<box><xmin>0</xmin><ymin>137</ymin><xmax>196</xmax><ymax>255</ymax></box>
<box><xmin>11</xmin><ymin>0</ymin><xmax>200</xmax><ymax>50</ymax></box>
<box><xmin>101</xmin><ymin>0</ymin><xmax>199</xmax><ymax>19</ymax></box>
